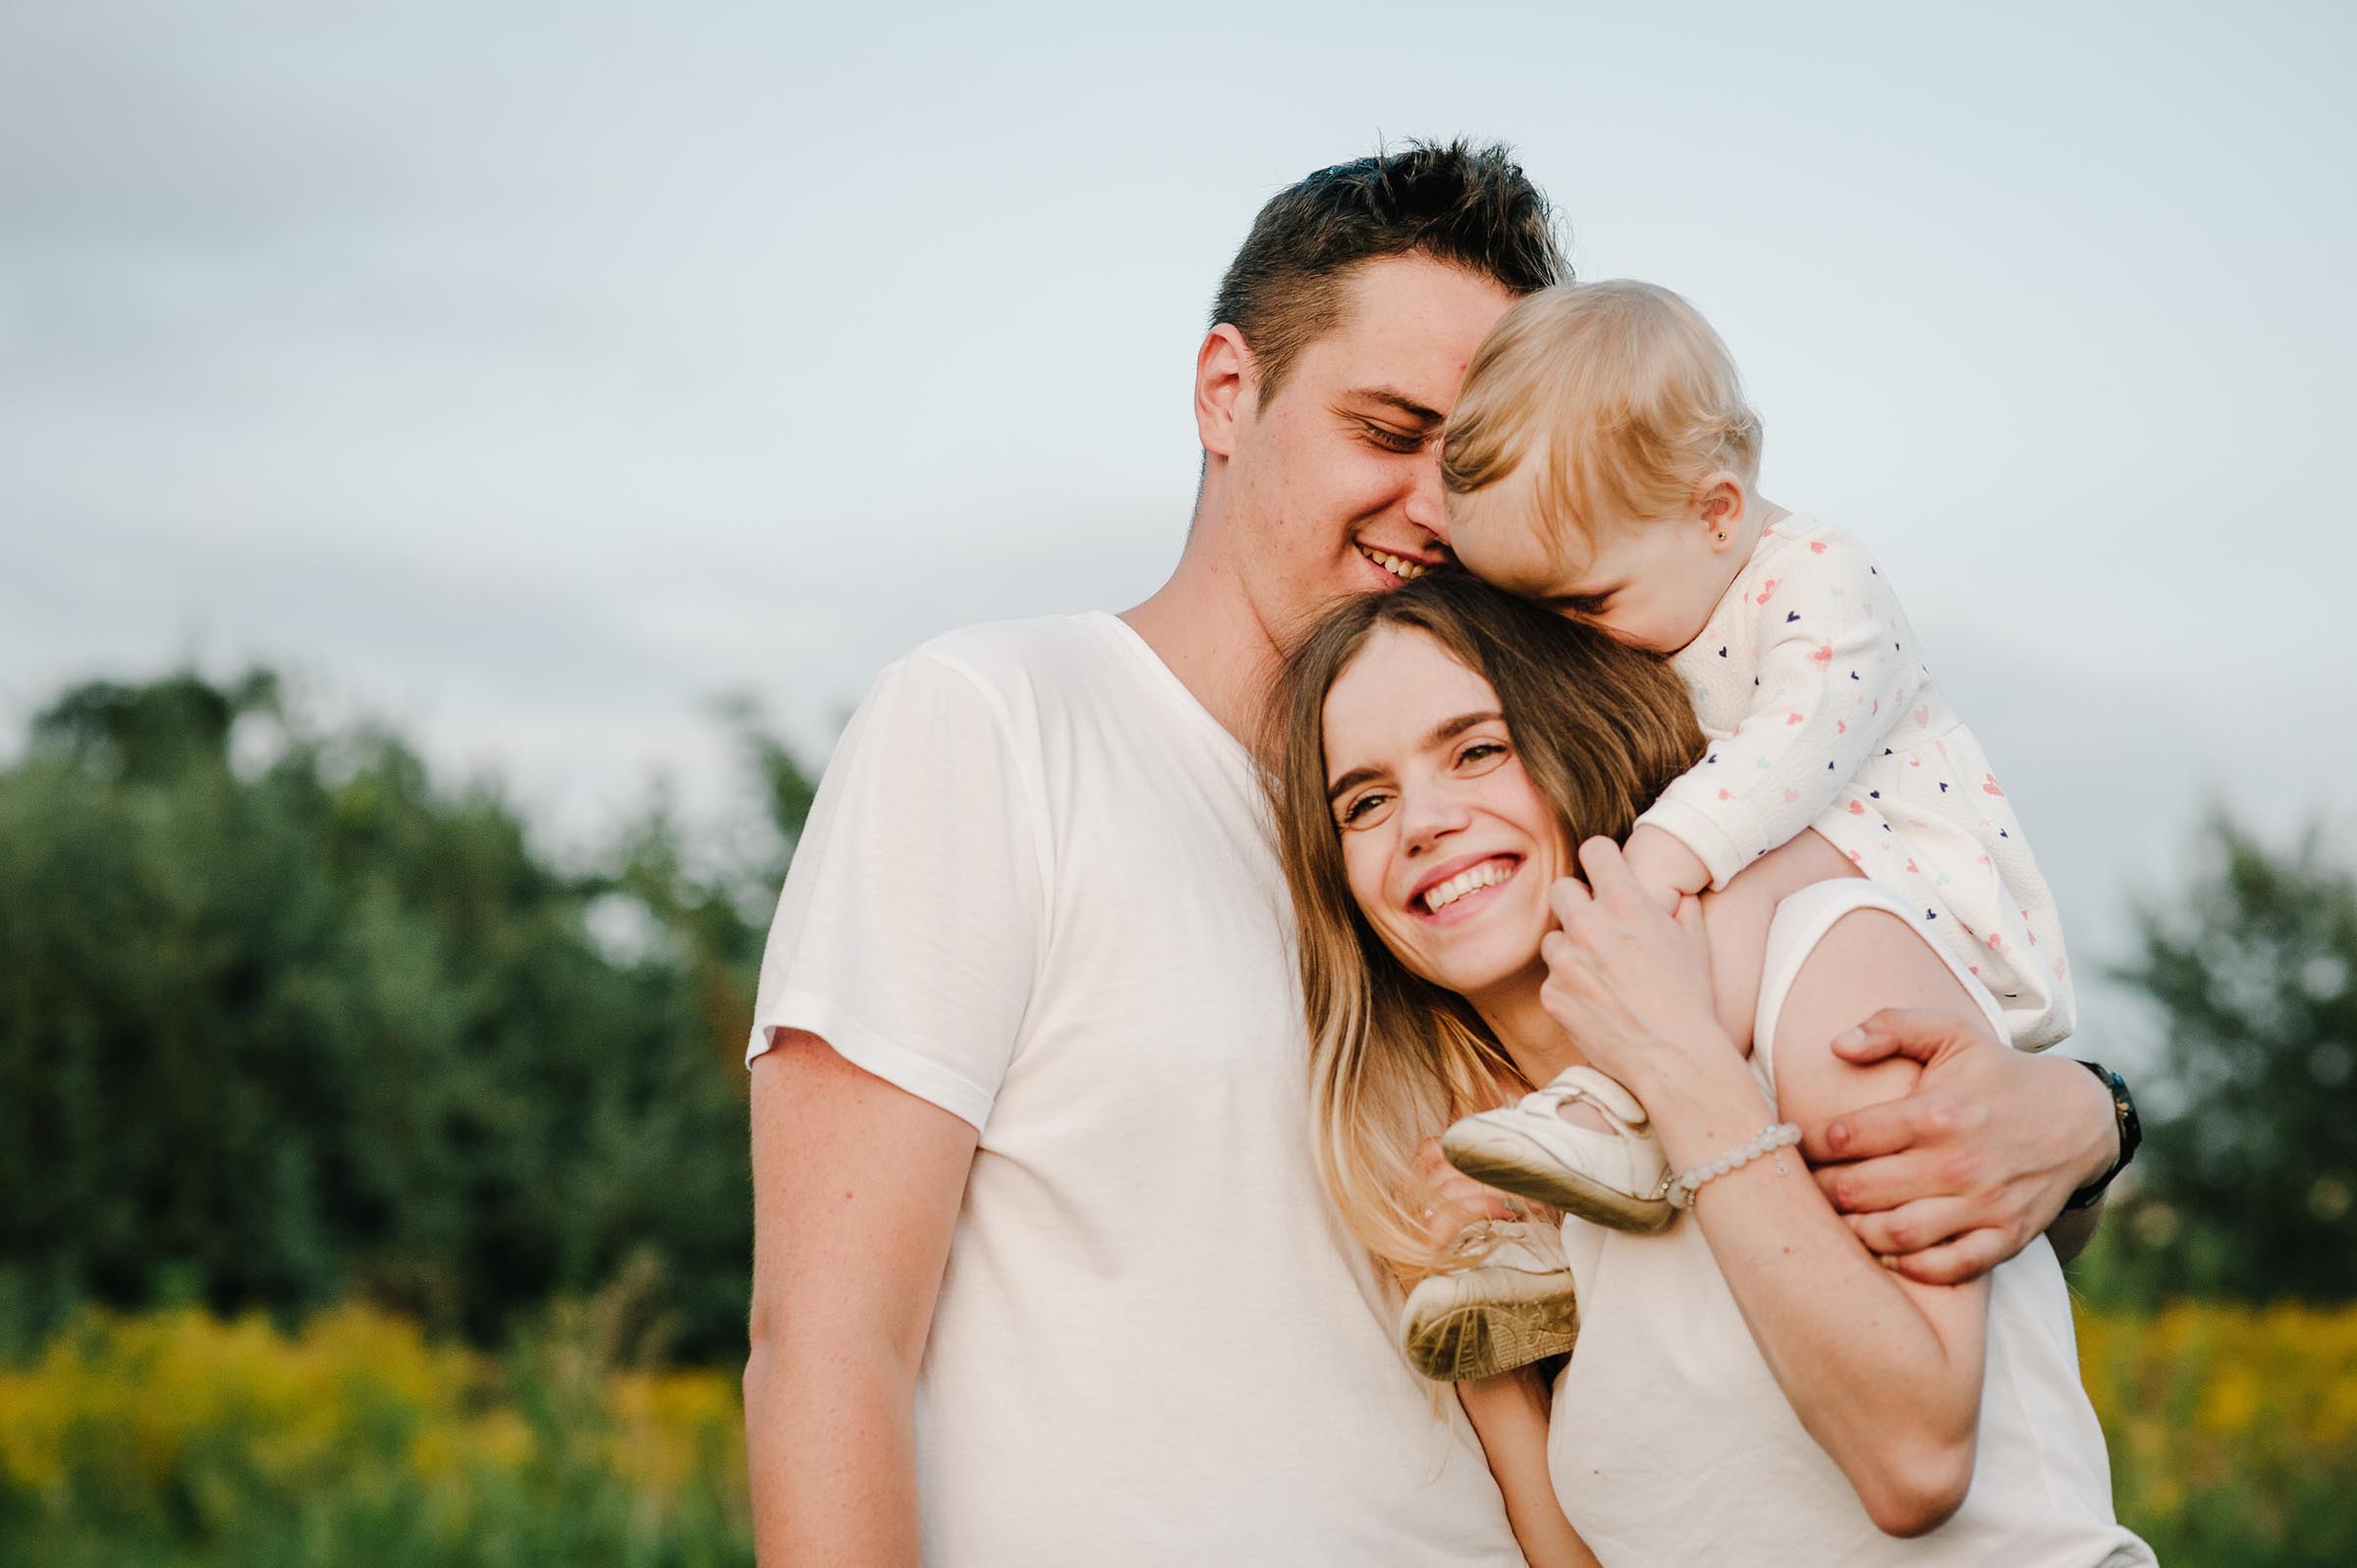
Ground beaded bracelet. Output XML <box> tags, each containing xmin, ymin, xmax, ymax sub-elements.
<box><xmin>1662</xmin><ymin>1121</ymin><xmax>1802</xmax><ymax>1210</ymax></box>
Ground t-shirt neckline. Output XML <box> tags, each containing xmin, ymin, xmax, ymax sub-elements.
<box><xmin>1085</xmin><ymin>611</ymin><xmax>1252</xmax><ymax>766</ymax></box>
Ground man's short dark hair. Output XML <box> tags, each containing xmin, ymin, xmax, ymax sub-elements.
<box><xmin>1210</xmin><ymin>139</ymin><xmax>1568</xmax><ymax>405</ymax></box>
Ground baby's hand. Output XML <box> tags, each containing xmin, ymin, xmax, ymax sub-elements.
<box><xmin>1621</xmin><ymin>825</ymin><xmax>1710</xmax><ymax>913</ymax></box>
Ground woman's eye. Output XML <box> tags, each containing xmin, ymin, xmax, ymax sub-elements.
<box><xmin>1362</xmin><ymin>424</ymin><xmax>1425</xmax><ymax>455</ymax></box>
<box><xmin>1337</xmin><ymin>791</ymin><xmax>1392</xmax><ymax>828</ymax></box>
<box><xmin>1456</xmin><ymin>740</ymin><xmax>1508</xmax><ymax>771</ymax></box>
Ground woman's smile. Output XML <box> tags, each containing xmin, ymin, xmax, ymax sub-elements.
<box><xmin>1407</xmin><ymin>852</ymin><xmax>1523</xmax><ymax>919</ymax></box>
<box><xmin>1322</xmin><ymin>624</ymin><xmax>1565</xmax><ymax>1000</ymax></box>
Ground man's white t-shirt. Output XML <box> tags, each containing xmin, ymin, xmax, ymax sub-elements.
<box><xmin>747</xmin><ymin>611</ymin><xmax>1522</xmax><ymax>1566</ymax></box>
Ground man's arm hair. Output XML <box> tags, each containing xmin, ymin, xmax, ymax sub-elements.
<box><xmin>744</xmin><ymin>1033</ymin><xmax>978</xmax><ymax>1567</ymax></box>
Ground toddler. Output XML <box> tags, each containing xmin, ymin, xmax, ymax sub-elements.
<box><xmin>1431</xmin><ymin>278</ymin><xmax>2073</xmax><ymax>1245</ymax></box>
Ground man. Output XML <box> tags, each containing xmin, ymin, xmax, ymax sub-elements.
<box><xmin>741</xmin><ymin>141</ymin><xmax>2127</xmax><ymax>1565</ymax></box>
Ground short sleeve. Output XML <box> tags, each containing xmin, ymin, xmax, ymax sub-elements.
<box><xmin>744</xmin><ymin>654</ymin><xmax>1049</xmax><ymax>1133</ymax></box>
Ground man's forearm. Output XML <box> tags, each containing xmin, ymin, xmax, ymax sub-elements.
<box><xmin>2046</xmin><ymin>1194</ymin><xmax>2103</xmax><ymax>1266</ymax></box>
<box><xmin>1457</xmin><ymin>1372</ymin><xmax>1598</xmax><ymax>1568</ymax></box>
<box><xmin>2040</xmin><ymin>1054</ymin><xmax>2124</xmax><ymax>1266</ymax></box>
<box><xmin>744</xmin><ymin>1337</ymin><xmax>921</xmax><ymax>1566</ymax></box>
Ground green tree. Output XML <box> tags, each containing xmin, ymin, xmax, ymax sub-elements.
<box><xmin>0</xmin><ymin>669</ymin><xmax>815</xmax><ymax>1362</ymax></box>
<box><xmin>2104</xmin><ymin>815</ymin><xmax>2357</xmax><ymax>1302</ymax></box>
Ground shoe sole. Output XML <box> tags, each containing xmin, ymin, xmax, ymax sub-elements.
<box><xmin>1402</xmin><ymin>1289</ymin><xmax>1580</xmax><ymax>1382</ymax></box>
<box><xmin>1442</xmin><ymin>1125</ymin><xmax>1676</xmax><ymax>1233</ymax></box>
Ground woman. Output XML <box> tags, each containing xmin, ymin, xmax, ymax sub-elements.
<box><xmin>1266</xmin><ymin>571</ymin><xmax>2151</xmax><ymax>1567</ymax></box>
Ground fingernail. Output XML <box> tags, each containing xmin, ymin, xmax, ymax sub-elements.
<box><xmin>1835</xmin><ymin>1027</ymin><xmax>1864</xmax><ymax>1052</ymax></box>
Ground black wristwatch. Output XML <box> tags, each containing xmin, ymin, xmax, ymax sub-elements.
<box><xmin>2063</xmin><ymin>1060</ymin><xmax>2141</xmax><ymax>1212</ymax></box>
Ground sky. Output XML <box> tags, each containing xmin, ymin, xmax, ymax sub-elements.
<box><xmin>5</xmin><ymin>1</ymin><xmax>2354</xmax><ymax>1070</ymax></box>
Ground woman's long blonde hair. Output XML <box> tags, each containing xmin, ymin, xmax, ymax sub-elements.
<box><xmin>1263</xmin><ymin>572</ymin><xmax>1704</xmax><ymax>1284</ymax></box>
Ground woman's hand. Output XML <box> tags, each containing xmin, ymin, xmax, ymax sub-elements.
<box><xmin>1538</xmin><ymin>838</ymin><xmax>1732</xmax><ymax>1093</ymax></box>
<box><xmin>1411</xmin><ymin>1137</ymin><xmax>1526</xmax><ymax>1250</ymax></box>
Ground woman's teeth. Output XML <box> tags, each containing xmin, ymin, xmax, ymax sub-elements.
<box><xmin>1358</xmin><ymin>543</ymin><xmax>1429</xmax><ymax>580</ymax></box>
<box><xmin>1423</xmin><ymin>859</ymin><xmax>1514</xmax><ymax>912</ymax></box>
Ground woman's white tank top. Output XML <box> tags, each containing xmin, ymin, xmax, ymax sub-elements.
<box><xmin>1546</xmin><ymin>880</ymin><xmax>2154</xmax><ymax>1566</ymax></box>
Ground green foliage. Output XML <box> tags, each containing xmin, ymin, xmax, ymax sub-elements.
<box><xmin>0</xmin><ymin>1299</ymin><xmax>754</xmax><ymax>1568</ymax></box>
<box><xmin>9</xmin><ymin>1296</ymin><xmax>2351</xmax><ymax>1568</ymax></box>
<box><xmin>2075</xmin><ymin>1301</ymin><xmax>2357</xmax><ymax>1568</ymax></box>
<box><xmin>0</xmin><ymin>668</ymin><xmax>2350</xmax><ymax>1562</ymax></box>
<box><xmin>0</xmin><ymin>669</ymin><xmax>815</xmax><ymax>1362</ymax></box>
<box><xmin>8</xmin><ymin>662</ymin><xmax>2345</xmax><ymax>1353</ymax></box>
<box><xmin>2097</xmin><ymin>814</ymin><xmax>2357</xmax><ymax>1304</ymax></box>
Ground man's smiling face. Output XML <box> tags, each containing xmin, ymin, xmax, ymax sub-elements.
<box><xmin>1223</xmin><ymin>253</ymin><xmax>1517</xmax><ymax>637</ymax></box>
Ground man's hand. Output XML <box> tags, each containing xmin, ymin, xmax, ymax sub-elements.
<box><xmin>1800</xmin><ymin>1008</ymin><xmax>2117</xmax><ymax>1285</ymax></box>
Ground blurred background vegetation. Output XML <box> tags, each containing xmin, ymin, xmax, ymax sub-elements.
<box><xmin>0</xmin><ymin>668</ymin><xmax>2351</xmax><ymax>1564</ymax></box>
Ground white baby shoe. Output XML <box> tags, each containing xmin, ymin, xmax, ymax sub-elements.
<box><xmin>1442</xmin><ymin>1066</ymin><xmax>1672</xmax><ymax>1232</ymax></box>
<box><xmin>1398</xmin><ymin>1219</ymin><xmax>1580</xmax><ymax>1382</ymax></box>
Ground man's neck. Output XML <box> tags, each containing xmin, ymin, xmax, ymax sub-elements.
<box><xmin>1121</xmin><ymin>527</ymin><xmax>1285</xmax><ymax>749</ymax></box>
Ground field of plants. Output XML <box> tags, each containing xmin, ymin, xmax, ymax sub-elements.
<box><xmin>2077</xmin><ymin>1302</ymin><xmax>2357</xmax><ymax>1565</ymax></box>
<box><xmin>0</xmin><ymin>1303</ymin><xmax>750</xmax><ymax>1567</ymax></box>
<box><xmin>1</xmin><ymin>1298</ymin><xmax>2352</xmax><ymax>1566</ymax></box>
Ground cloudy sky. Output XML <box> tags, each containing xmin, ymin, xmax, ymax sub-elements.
<box><xmin>5</xmin><ymin>1</ymin><xmax>2352</xmax><ymax>1066</ymax></box>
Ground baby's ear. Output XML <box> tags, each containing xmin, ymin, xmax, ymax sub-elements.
<box><xmin>1694</xmin><ymin>471</ymin><xmax>1748</xmax><ymax>551</ymax></box>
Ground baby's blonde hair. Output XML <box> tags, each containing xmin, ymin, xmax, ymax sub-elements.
<box><xmin>1444</xmin><ymin>280</ymin><xmax>1763</xmax><ymax>555</ymax></box>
